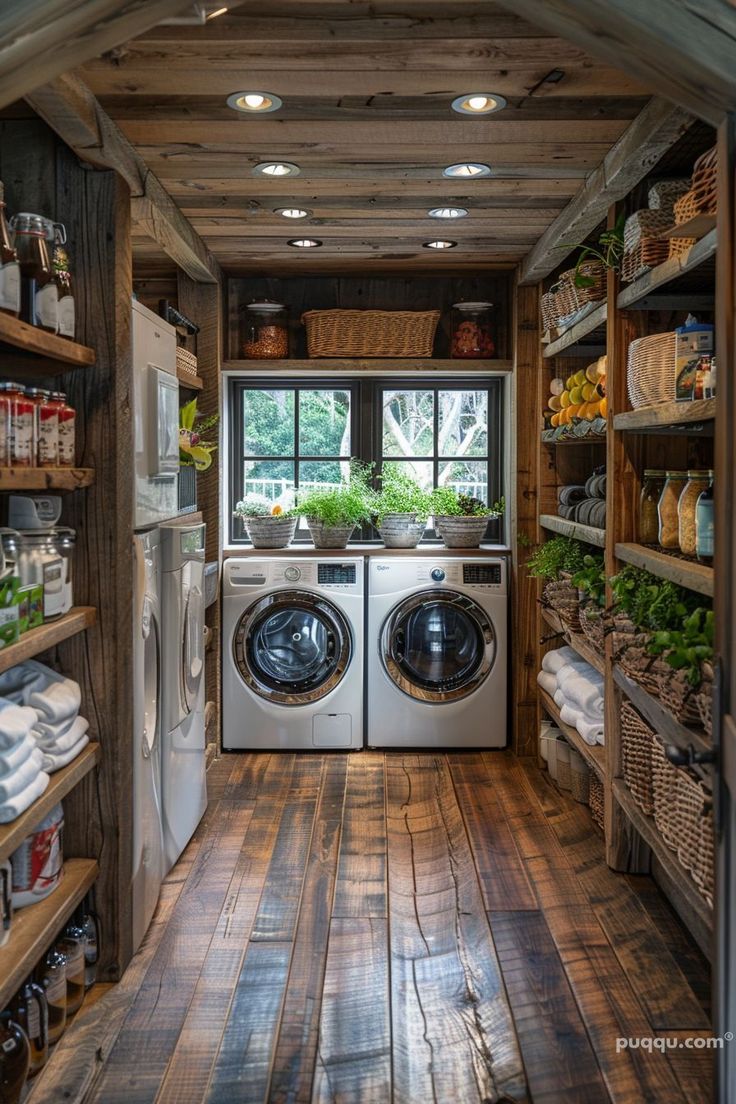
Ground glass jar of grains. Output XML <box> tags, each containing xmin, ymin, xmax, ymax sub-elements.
<box><xmin>658</xmin><ymin>471</ymin><xmax>687</xmax><ymax>550</ymax></box>
<box><xmin>638</xmin><ymin>469</ymin><xmax>666</xmax><ymax>545</ymax></box>
<box><xmin>242</xmin><ymin>300</ymin><xmax>289</xmax><ymax>360</ymax></box>
<box><xmin>678</xmin><ymin>470</ymin><xmax>712</xmax><ymax>557</ymax></box>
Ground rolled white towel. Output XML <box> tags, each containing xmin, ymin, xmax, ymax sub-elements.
<box><xmin>0</xmin><ymin>665</ymin><xmax>43</xmax><ymax>706</ymax></box>
<box><xmin>578</xmin><ymin>718</ymin><xmax>605</xmax><ymax>746</ymax></box>
<box><xmin>565</xmin><ymin>676</ymin><xmax>605</xmax><ymax>716</ymax></box>
<box><xmin>536</xmin><ymin>670</ymin><xmax>558</xmax><ymax>696</ymax></box>
<box><xmin>560</xmin><ymin>702</ymin><xmax>583</xmax><ymax>727</ymax></box>
<box><xmin>34</xmin><ymin>716</ymin><xmax>89</xmax><ymax>753</ymax></box>
<box><xmin>556</xmin><ymin>661</ymin><xmax>594</xmax><ymax>689</ymax></box>
<box><xmin>33</xmin><ymin>711</ymin><xmax>79</xmax><ymax>741</ymax></box>
<box><xmin>40</xmin><ymin>734</ymin><xmax>89</xmax><ymax>774</ymax></box>
<box><xmin>554</xmin><ymin>688</ymin><xmax>566</xmax><ymax>708</ymax></box>
<box><xmin>24</xmin><ymin>661</ymin><xmax>81</xmax><ymax>724</ymax></box>
<box><xmin>0</xmin><ymin>749</ymin><xmax>44</xmax><ymax>802</ymax></box>
<box><xmin>0</xmin><ymin>769</ymin><xmax>49</xmax><ymax>823</ymax></box>
<box><xmin>0</xmin><ymin>698</ymin><xmax>37</xmax><ymax>749</ymax></box>
<box><xmin>0</xmin><ymin>732</ymin><xmax>37</xmax><ymax>777</ymax></box>
<box><xmin>542</xmin><ymin>647</ymin><xmax>579</xmax><ymax>675</ymax></box>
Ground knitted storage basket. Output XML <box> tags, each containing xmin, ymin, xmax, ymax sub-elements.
<box><xmin>626</xmin><ymin>330</ymin><xmax>677</xmax><ymax>409</ymax></box>
<box><xmin>621</xmin><ymin>701</ymin><xmax>656</xmax><ymax>816</ymax></box>
<box><xmin>302</xmin><ymin>309</ymin><xmax>440</xmax><ymax>358</ymax></box>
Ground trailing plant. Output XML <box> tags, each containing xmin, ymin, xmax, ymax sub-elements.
<box><xmin>564</xmin><ymin>213</ymin><xmax>625</xmax><ymax>288</ymax></box>
<box><xmin>179</xmin><ymin>399</ymin><xmax>219</xmax><ymax>471</ymax></box>
<box><xmin>572</xmin><ymin>553</ymin><xmax>606</xmax><ymax>608</ymax></box>
<box><xmin>648</xmin><ymin>608</ymin><xmax>715</xmax><ymax>687</ymax></box>
<box><xmin>296</xmin><ymin>464</ymin><xmax>373</xmax><ymax>528</ymax></box>
<box><xmin>525</xmin><ymin>536</ymin><xmax>588</xmax><ymax>580</ymax></box>
<box><xmin>372</xmin><ymin>467</ymin><xmax>433</xmax><ymax>522</ymax></box>
<box><xmin>430</xmin><ymin>486</ymin><xmax>505</xmax><ymax>518</ymax></box>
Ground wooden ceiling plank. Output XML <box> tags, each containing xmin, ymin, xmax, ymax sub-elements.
<box><xmin>191</xmin><ymin>220</ymin><xmax>555</xmax><ymax>236</ymax></box>
<box><xmin>494</xmin><ymin>0</ymin><xmax>736</xmax><ymax>125</ymax></box>
<box><xmin>186</xmin><ymin>205</ymin><xmax>568</xmax><ymax>220</ymax></box>
<box><xmin>519</xmin><ymin>97</ymin><xmax>695</xmax><ymax>284</ymax></box>
<box><xmin>165</xmin><ymin>179</ymin><xmax>582</xmax><ymax>198</ymax></box>
<box><xmin>25</xmin><ymin>74</ymin><xmax>221</xmax><ymax>285</ymax></box>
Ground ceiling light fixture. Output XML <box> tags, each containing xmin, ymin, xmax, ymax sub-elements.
<box><xmin>451</xmin><ymin>93</ymin><xmax>507</xmax><ymax>116</ymax></box>
<box><xmin>253</xmin><ymin>161</ymin><xmax>300</xmax><ymax>177</ymax></box>
<box><xmin>443</xmin><ymin>162</ymin><xmax>492</xmax><ymax>179</ymax></box>
<box><xmin>428</xmin><ymin>206</ymin><xmax>468</xmax><ymax>219</ymax></box>
<box><xmin>423</xmin><ymin>240</ymin><xmax>457</xmax><ymax>250</ymax></box>
<box><xmin>288</xmin><ymin>238</ymin><xmax>322</xmax><ymax>248</ymax></box>
<box><xmin>227</xmin><ymin>91</ymin><xmax>282</xmax><ymax>114</ymax></box>
<box><xmin>275</xmin><ymin>207</ymin><xmax>311</xmax><ymax>219</ymax></box>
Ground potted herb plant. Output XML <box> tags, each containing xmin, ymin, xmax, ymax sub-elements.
<box><xmin>431</xmin><ymin>487</ymin><xmax>505</xmax><ymax>548</ymax></box>
<box><xmin>233</xmin><ymin>494</ymin><xmax>297</xmax><ymax>549</ymax></box>
<box><xmin>372</xmin><ymin>467</ymin><xmax>432</xmax><ymax>549</ymax></box>
<box><xmin>296</xmin><ymin>467</ymin><xmax>373</xmax><ymax>549</ymax></box>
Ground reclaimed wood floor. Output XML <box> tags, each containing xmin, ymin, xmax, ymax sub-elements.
<box><xmin>35</xmin><ymin>751</ymin><xmax>712</xmax><ymax>1104</ymax></box>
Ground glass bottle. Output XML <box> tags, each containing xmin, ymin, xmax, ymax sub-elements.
<box><xmin>35</xmin><ymin>947</ymin><xmax>67</xmax><ymax>1045</ymax></box>
<box><xmin>10</xmin><ymin>214</ymin><xmax>58</xmax><ymax>333</ymax></box>
<box><xmin>0</xmin><ymin>383</ymin><xmax>33</xmax><ymax>468</ymax></box>
<box><xmin>657</xmin><ymin>471</ymin><xmax>687</xmax><ymax>550</ymax></box>
<box><xmin>57</xmin><ymin>923</ymin><xmax>86</xmax><ymax>1018</ymax></box>
<box><xmin>9</xmin><ymin>979</ymin><xmax>48</xmax><ymax>1078</ymax></box>
<box><xmin>638</xmin><ymin>469</ymin><xmax>666</xmax><ymax>545</ymax></box>
<box><xmin>678</xmin><ymin>470</ymin><xmax>712</xmax><ymax>557</ymax></box>
<box><xmin>52</xmin><ymin>239</ymin><xmax>75</xmax><ymax>340</ymax></box>
<box><xmin>49</xmin><ymin>392</ymin><xmax>75</xmax><ymax>467</ymax></box>
<box><xmin>0</xmin><ymin>1014</ymin><xmax>29</xmax><ymax>1104</ymax></box>
<box><xmin>696</xmin><ymin>481</ymin><xmax>714</xmax><ymax>565</ymax></box>
<box><xmin>0</xmin><ymin>189</ymin><xmax>20</xmax><ymax>318</ymax></box>
<box><xmin>79</xmin><ymin>902</ymin><xmax>99</xmax><ymax>990</ymax></box>
<box><xmin>450</xmin><ymin>302</ymin><xmax>495</xmax><ymax>358</ymax></box>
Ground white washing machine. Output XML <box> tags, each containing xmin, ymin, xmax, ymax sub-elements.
<box><xmin>160</xmin><ymin>521</ymin><xmax>207</xmax><ymax>870</ymax></box>
<box><xmin>132</xmin><ymin>530</ymin><xmax>165</xmax><ymax>951</ymax></box>
<box><xmin>367</xmin><ymin>557</ymin><xmax>508</xmax><ymax>748</ymax></box>
<box><xmin>223</xmin><ymin>557</ymin><xmax>364</xmax><ymax>751</ymax></box>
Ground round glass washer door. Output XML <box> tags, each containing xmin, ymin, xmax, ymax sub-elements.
<box><xmin>381</xmin><ymin>589</ymin><xmax>496</xmax><ymax>703</ymax></box>
<box><xmin>233</xmin><ymin>589</ymin><xmax>353</xmax><ymax>705</ymax></box>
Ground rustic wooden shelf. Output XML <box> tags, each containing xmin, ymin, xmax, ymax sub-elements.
<box><xmin>615</xmin><ymin>543</ymin><xmax>714</xmax><ymax>597</ymax></box>
<box><xmin>618</xmin><ymin>229</ymin><xmax>717</xmax><ymax>310</ymax></box>
<box><xmin>612</xmin><ymin>666</ymin><xmax>712</xmax><ymax>761</ymax></box>
<box><xmin>543</xmin><ymin>302</ymin><xmax>607</xmax><ymax>359</ymax></box>
<box><xmin>541</xmin><ymin>607</ymin><xmax>605</xmax><ymax>676</ymax></box>
<box><xmin>0</xmin><ymin>607</ymin><xmax>96</xmax><ymax>675</ymax></box>
<box><xmin>539</xmin><ymin>513</ymin><xmax>606</xmax><ymax>548</ymax></box>
<box><xmin>661</xmin><ymin>214</ymin><xmax>717</xmax><ymax>240</ymax></box>
<box><xmin>613</xmin><ymin>398</ymin><xmax>716</xmax><ymax>432</ymax></box>
<box><xmin>0</xmin><ymin>467</ymin><xmax>95</xmax><ymax>492</ymax></box>
<box><xmin>0</xmin><ymin>858</ymin><xmax>98</xmax><ymax>1010</ymax></box>
<box><xmin>223</xmin><ymin>358</ymin><xmax>514</xmax><ymax>374</ymax></box>
<box><xmin>539</xmin><ymin>687</ymin><xmax>606</xmax><ymax>775</ymax></box>
<box><xmin>0</xmin><ymin>313</ymin><xmax>95</xmax><ymax>373</ymax></box>
<box><xmin>612</xmin><ymin>780</ymin><xmax>712</xmax><ymax>957</ymax></box>
<box><xmin>542</xmin><ymin>433</ymin><xmax>607</xmax><ymax>448</ymax></box>
<box><xmin>0</xmin><ymin>744</ymin><xmax>100</xmax><ymax>865</ymax></box>
<box><xmin>177</xmin><ymin>370</ymin><xmax>204</xmax><ymax>391</ymax></box>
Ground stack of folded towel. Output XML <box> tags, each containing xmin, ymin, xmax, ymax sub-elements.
<box><xmin>0</xmin><ymin>661</ymin><xmax>90</xmax><ymax>791</ymax></box>
<box><xmin>537</xmin><ymin>646</ymin><xmax>605</xmax><ymax>746</ymax></box>
<box><xmin>0</xmin><ymin>699</ymin><xmax>49</xmax><ymax>823</ymax></box>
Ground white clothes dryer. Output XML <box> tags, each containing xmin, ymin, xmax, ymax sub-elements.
<box><xmin>367</xmin><ymin>557</ymin><xmax>508</xmax><ymax>748</ymax></box>
<box><xmin>132</xmin><ymin>529</ymin><xmax>165</xmax><ymax>951</ymax></box>
<box><xmin>223</xmin><ymin>557</ymin><xmax>364</xmax><ymax>751</ymax></box>
<box><xmin>159</xmin><ymin>521</ymin><xmax>207</xmax><ymax>870</ymax></box>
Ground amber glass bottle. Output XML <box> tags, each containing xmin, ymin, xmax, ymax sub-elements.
<box><xmin>9</xmin><ymin>979</ymin><xmax>48</xmax><ymax>1078</ymax></box>
<box><xmin>35</xmin><ymin>947</ymin><xmax>67</xmax><ymax>1045</ymax></box>
<box><xmin>10</xmin><ymin>214</ymin><xmax>58</xmax><ymax>333</ymax></box>
<box><xmin>57</xmin><ymin>923</ymin><xmax>86</xmax><ymax>1018</ymax></box>
<box><xmin>0</xmin><ymin>1014</ymin><xmax>30</xmax><ymax>1104</ymax></box>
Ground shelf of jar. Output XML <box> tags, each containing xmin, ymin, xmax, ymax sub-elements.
<box><xmin>613</xmin><ymin>398</ymin><xmax>716</xmax><ymax>432</ymax></box>
<box><xmin>541</xmin><ymin>607</ymin><xmax>605</xmax><ymax>676</ymax></box>
<box><xmin>223</xmin><ymin>358</ymin><xmax>514</xmax><ymax>374</ymax></box>
<box><xmin>618</xmin><ymin>230</ymin><xmax>717</xmax><ymax>310</ymax></box>
<box><xmin>0</xmin><ymin>607</ymin><xmax>96</xmax><ymax>676</ymax></box>
<box><xmin>0</xmin><ymin>858</ymin><xmax>98</xmax><ymax>1011</ymax></box>
<box><xmin>0</xmin><ymin>313</ymin><xmax>95</xmax><ymax>373</ymax></box>
<box><xmin>542</xmin><ymin>302</ymin><xmax>607</xmax><ymax>359</ymax></box>
<box><xmin>614</xmin><ymin>543</ymin><xmax>714</xmax><ymax>598</ymax></box>
<box><xmin>539</xmin><ymin>514</ymin><xmax>606</xmax><ymax>548</ymax></box>
<box><xmin>0</xmin><ymin>467</ymin><xmax>94</xmax><ymax>491</ymax></box>
<box><xmin>0</xmin><ymin>744</ymin><xmax>100</xmax><ymax>866</ymax></box>
<box><xmin>539</xmin><ymin>687</ymin><xmax>606</xmax><ymax>776</ymax></box>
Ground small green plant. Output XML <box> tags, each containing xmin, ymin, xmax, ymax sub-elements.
<box><xmin>296</xmin><ymin>472</ymin><xmax>372</xmax><ymax>529</ymax></box>
<box><xmin>572</xmin><ymin>553</ymin><xmax>606</xmax><ymax>608</ymax></box>
<box><xmin>608</xmin><ymin>565</ymin><xmax>700</xmax><ymax>632</ymax></box>
<box><xmin>525</xmin><ymin>536</ymin><xmax>588</xmax><ymax>580</ymax></box>
<box><xmin>648</xmin><ymin>608</ymin><xmax>715</xmax><ymax>686</ymax></box>
<box><xmin>179</xmin><ymin>399</ymin><xmax>219</xmax><ymax>471</ymax></box>
<box><xmin>373</xmin><ymin>467</ymin><xmax>433</xmax><ymax>522</ymax></box>
<box><xmin>233</xmin><ymin>493</ymin><xmax>273</xmax><ymax>519</ymax></box>
<box><xmin>431</xmin><ymin>487</ymin><xmax>505</xmax><ymax>518</ymax></box>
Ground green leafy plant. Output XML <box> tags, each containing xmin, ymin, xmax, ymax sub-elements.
<box><xmin>572</xmin><ymin>553</ymin><xmax>606</xmax><ymax>608</ymax></box>
<box><xmin>179</xmin><ymin>399</ymin><xmax>219</xmax><ymax>471</ymax></box>
<box><xmin>296</xmin><ymin>464</ymin><xmax>373</xmax><ymax>528</ymax></box>
<box><xmin>525</xmin><ymin>536</ymin><xmax>589</xmax><ymax>580</ymax></box>
<box><xmin>564</xmin><ymin>213</ymin><xmax>625</xmax><ymax>288</ymax></box>
<box><xmin>372</xmin><ymin>467</ymin><xmax>433</xmax><ymax>522</ymax></box>
<box><xmin>430</xmin><ymin>487</ymin><xmax>505</xmax><ymax>518</ymax></box>
<box><xmin>648</xmin><ymin>608</ymin><xmax>715</xmax><ymax>686</ymax></box>
<box><xmin>233</xmin><ymin>493</ymin><xmax>275</xmax><ymax>519</ymax></box>
<box><xmin>608</xmin><ymin>565</ymin><xmax>700</xmax><ymax>632</ymax></box>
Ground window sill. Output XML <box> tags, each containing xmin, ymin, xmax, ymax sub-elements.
<box><xmin>222</xmin><ymin>543</ymin><xmax>512</xmax><ymax>558</ymax></box>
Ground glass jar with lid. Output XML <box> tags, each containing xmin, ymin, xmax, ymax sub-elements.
<box><xmin>9</xmin><ymin>213</ymin><xmax>58</xmax><ymax>333</ymax></box>
<box><xmin>450</xmin><ymin>302</ymin><xmax>495</xmax><ymax>359</ymax></box>
<box><xmin>242</xmin><ymin>300</ymin><xmax>289</xmax><ymax>359</ymax></box>
<box><xmin>658</xmin><ymin>471</ymin><xmax>687</xmax><ymax>549</ymax></box>
<box><xmin>0</xmin><ymin>383</ymin><xmax>33</xmax><ymax>467</ymax></box>
<box><xmin>679</xmin><ymin>470</ymin><xmax>712</xmax><ymax>557</ymax></box>
<box><xmin>638</xmin><ymin>469</ymin><xmax>666</xmax><ymax>545</ymax></box>
<box><xmin>696</xmin><ymin>481</ymin><xmax>714</xmax><ymax>564</ymax></box>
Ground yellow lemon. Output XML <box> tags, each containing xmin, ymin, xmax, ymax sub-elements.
<box><xmin>560</xmin><ymin>390</ymin><xmax>571</xmax><ymax>408</ymax></box>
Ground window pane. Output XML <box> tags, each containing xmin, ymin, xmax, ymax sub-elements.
<box><xmin>243</xmin><ymin>459</ymin><xmax>295</xmax><ymax>506</ymax></box>
<box><xmin>381</xmin><ymin>459</ymin><xmax>433</xmax><ymax>492</ymax></box>
<box><xmin>438</xmin><ymin>390</ymin><xmax>488</xmax><ymax>457</ymax></box>
<box><xmin>298</xmin><ymin>460</ymin><xmax>347</xmax><ymax>491</ymax></box>
<box><xmin>382</xmin><ymin>390</ymin><xmax>434</xmax><ymax>457</ymax></box>
<box><xmin>243</xmin><ymin>389</ymin><xmax>294</xmax><ymax>456</ymax></box>
<box><xmin>438</xmin><ymin>459</ymin><xmax>488</xmax><ymax>504</ymax></box>
<box><xmin>299</xmin><ymin>390</ymin><xmax>351</xmax><ymax>456</ymax></box>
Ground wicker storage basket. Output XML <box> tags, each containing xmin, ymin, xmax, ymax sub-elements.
<box><xmin>176</xmin><ymin>347</ymin><xmax>199</xmax><ymax>378</ymax></box>
<box><xmin>647</xmin><ymin>178</ymin><xmax>690</xmax><ymax>211</ymax></box>
<box><xmin>675</xmin><ymin>771</ymin><xmax>715</xmax><ymax>906</ymax></box>
<box><xmin>655</xmin><ymin>664</ymin><xmax>703</xmax><ymax>727</ymax></box>
<box><xmin>302</xmin><ymin>309</ymin><xmax>440</xmax><ymax>358</ymax></box>
<box><xmin>541</xmin><ymin>576</ymin><xmax>581</xmax><ymax>631</ymax></box>
<box><xmin>569</xmin><ymin>749</ymin><xmax>591</xmax><ymax>804</ymax></box>
<box><xmin>692</xmin><ymin>145</ymin><xmax>718</xmax><ymax>216</ymax></box>
<box><xmin>667</xmin><ymin>190</ymin><xmax>699</xmax><ymax>260</ymax></box>
<box><xmin>626</xmin><ymin>330</ymin><xmax>677</xmax><ymax>408</ymax></box>
<box><xmin>541</xmin><ymin>287</ymin><xmax>561</xmax><ymax>336</ymax></box>
<box><xmin>696</xmin><ymin>662</ymin><xmax>714</xmax><ymax>737</ymax></box>
<box><xmin>579</xmin><ymin>604</ymin><xmax>605</xmax><ymax>655</ymax></box>
<box><xmin>557</xmin><ymin>261</ymin><xmax>606</xmax><ymax>314</ymax></box>
<box><xmin>589</xmin><ymin>770</ymin><xmax>604</xmax><ymax>830</ymax></box>
<box><xmin>621</xmin><ymin>701</ymin><xmax>656</xmax><ymax>815</ymax></box>
<box><xmin>621</xmin><ymin>209</ymin><xmax>673</xmax><ymax>282</ymax></box>
<box><xmin>651</xmin><ymin>736</ymin><xmax>680</xmax><ymax>850</ymax></box>
<box><xmin>611</xmin><ymin>618</ymin><xmax>660</xmax><ymax>694</ymax></box>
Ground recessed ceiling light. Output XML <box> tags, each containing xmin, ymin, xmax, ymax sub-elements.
<box><xmin>275</xmin><ymin>207</ymin><xmax>311</xmax><ymax>219</ymax></box>
<box><xmin>288</xmin><ymin>238</ymin><xmax>322</xmax><ymax>248</ymax></box>
<box><xmin>423</xmin><ymin>240</ymin><xmax>457</xmax><ymax>250</ymax></box>
<box><xmin>253</xmin><ymin>161</ymin><xmax>300</xmax><ymax>177</ymax></box>
<box><xmin>428</xmin><ymin>206</ymin><xmax>468</xmax><ymax>219</ymax></box>
<box><xmin>451</xmin><ymin>93</ymin><xmax>507</xmax><ymax>116</ymax></box>
<box><xmin>228</xmin><ymin>91</ymin><xmax>283</xmax><ymax>114</ymax></box>
<box><xmin>443</xmin><ymin>162</ymin><xmax>492</xmax><ymax>179</ymax></box>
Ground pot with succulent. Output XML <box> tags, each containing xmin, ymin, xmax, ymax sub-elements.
<box><xmin>179</xmin><ymin>399</ymin><xmax>219</xmax><ymax>512</ymax></box>
<box><xmin>233</xmin><ymin>494</ymin><xmax>298</xmax><ymax>549</ymax></box>
<box><xmin>296</xmin><ymin>464</ymin><xmax>373</xmax><ymax>549</ymax></box>
<box><xmin>431</xmin><ymin>487</ymin><xmax>505</xmax><ymax>549</ymax></box>
<box><xmin>372</xmin><ymin>467</ymin><xmax>432</xmax><ymax>549</ymax></box>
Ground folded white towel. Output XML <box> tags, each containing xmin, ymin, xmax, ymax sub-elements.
<box><xmin>35</xmin><ymin>716</ymin><xmax>89</xmax><ymax>754</ymax></box>
<box><xmin>0</xmin><ymin>732</ymin><xmax>37</xmax><ymax>777</ymax></box>
<box><xmin>0</xmin><ymin>697</ymin><xmax>37</xmax><ymax>749</ymax></box>
<box><xmin>560</xmin><ymin>703</ymin><xmax>582</xmax><ymax>727</ymax></box>
<box><xmin>40</xmin><ymin>734</ymin><xmax>89</xmax><ymax>774</ymax></box>
<box><xmin>577</xmin><ymin>718</ymin><xmax>605</xmax><ymax>746</ymax></box>
<box><xmin>554</xmin><ymin>688</ymin><xmax>566</xmax><ymax>708</ymax></box>
<box><xmin>0</xmin><ymin>661</ymin><xmax>81</xmax><ymax>724</ymax></box>
<box><xmin>0</xmin><ymin>665</ymin><xmax>42</xmax><ymax>706</ymax></box>
<box><xmin>0</xmin><ymin>769</ymin><xmax>49</xmax><ymax>822</ymax></box>
<box><xmin>556</xmin><ymin>661</ymin><xmax>594</xmax><ymax>689</ymax></box>
<box><xmin>536</xmin><ymin>670</ymin><xmax>558</xmax><ymax>696</ymax></box>
<box><xmin>33</xmin><ymin>711</ymin><xmax>78</xmax><ymax>741</ymax></box>
<box><xmin>542</xmin><ymin>646</ymin><xmax>579</xmax><ymax>674</ymax></box>
<box><xmin>0</xmin><ymin>749</ymin><xmax>44</xmax><ymax>802</ymax></box>
<box><xmin>565</xmin><ymin>676</ymin><xmax>605</xmax><ymax>715</ymax></box>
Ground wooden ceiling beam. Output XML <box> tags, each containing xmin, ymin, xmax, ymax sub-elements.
<box><xmin>494</xmin><ymin>0</ymin><xmax>736</xmax><ymax>126</ymax></box>
<box><xmin>25</xmin><ymin>74</ymin><xmax>221</xmax><ymax>285</ymax></box>
<box><xmin>519</xmin><ymin>97</ymin><xmax>695</xmax><ymax>284</ymax></box>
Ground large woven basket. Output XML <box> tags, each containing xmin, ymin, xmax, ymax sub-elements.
<box><xmin>627</xmin><ymin>330</ymin><xmax>677</xmax><ymax>408</ymax></box>
<box><xmin>302</xmin><ymin>309</ymin><xmax>440</xmax><ymax>358</ymax></box>
<box><xmin>541</xmin><ymin>288</ymin><xmax>560</xmax><ymax>336</ymax></box>
<box><xmin>675</xmin><ymin>771</ymin><xmax>714</xmax><ymax>906</ymax></box>
<box><xmin>668</xmin><ymin>190</ymin><xmax>700</xmax><ymax>260</ymax></box>
<box><xmin>696</xmin><ymin>662</ymin><xmax>714</xmax><ymax>737</ymax></box>
<box><xmin>579</xmin><ymin>604</ymin><xmax>606</xmax><ymax>656</ymax></box>
<box><xmin>647</xmin><ymin>178</ymin><xmax>690</xmax><ymax>211</ymax></box>
<box><xmin>611</xmin><ymin>618</ymin><xmax>660</xmax><ymax>694</ymax></box>
<box><xmin>655</xmin><ymin>664</ymin><xmax>703</xmax><ymax>727</ymax></box>
<box><xmin>651</xmin><ymin>737</ymin><xmax>681</xmax><ymax>850</ymax></box>
<box><xmin>621</xmin><ymin>702</ymin><xmax>656</xmax><ymax>815</ymax></box>
<box><xmin>692</xmin><ymin>145</ymin><xmax>718</xmax><ymax>216</ymax></box>
<box><xmin>622</xmin><ymin>209</ymin><xmax>672</xmax><ymax>282</ymax></box>
<box><xmin>541</xmin><ymin>576</ymin><xmax>581</xmax><ymax>632</ymax></box>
